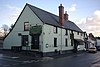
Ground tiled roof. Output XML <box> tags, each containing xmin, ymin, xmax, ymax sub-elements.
<box><xmin>27</xmin><ymin>4</ymin><xmax>83</xmax><ymax>32</ymax></box>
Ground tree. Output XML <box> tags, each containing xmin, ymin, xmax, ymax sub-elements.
<box><xmin>89</xmin><ymin>33</ymin><xmax>96</xmax><ymax>41</ymax></box>
<box><xmin>9</xmin><ymin>24</ymin><xmax>14</xmax><ymax>31</ymax></box>
<box><xmin>1</xmin><ymin>24</ymin><xmax>9</xmax><ymax>37</ymax></box>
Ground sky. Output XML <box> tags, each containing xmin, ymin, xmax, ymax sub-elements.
<box><xmin>0</xmin><ymin>0</ymin><xmax>100</xmax><ymax>36</ymax></box>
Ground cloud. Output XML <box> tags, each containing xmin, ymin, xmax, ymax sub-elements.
<box><xmin>1</xmin><ymin>5</ymin><xmax>22</xmax><ymax>27</ymax></box>
<box><xmin>68</xmin><ymin>4</ymin><xmax>76</xmax><ymax>12</ymax></box>
<box><xmin>6</xmin><ymin>5</ymin><xmax>22</xmax><ymax>22</ymax></box>
<box><xmin>77</xmin><ymin>10</ymin><xmax>100</xmax><ymax>36</ymax></box>
<box><xmin>6</xmin><ymin>5</ymin><xmax>21</xmax><ymax>13</ymax></box>
<box><xmin>75</xmin><ymin>18</ymin><xmax>86</xmax><ymax>24</ymax></box>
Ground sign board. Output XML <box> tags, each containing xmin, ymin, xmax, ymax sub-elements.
<box><xmin>29</xmin><ymin>26</ymin><xmax>42</xmax><ymax>35</ymax></box>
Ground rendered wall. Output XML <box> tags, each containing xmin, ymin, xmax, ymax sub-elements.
<box><xmin>3</xmin><ymin>5</ymin><xmax>43</xmax><ymax>50</ymax></box>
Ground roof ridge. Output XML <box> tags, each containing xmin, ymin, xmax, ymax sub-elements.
<box><xmin>26</xmin><ymin>3</ymin><xmax>58</xmax><ymax>17</ymax></box>
<box><xmin>27</xmin><ymin>3</ymin><xmax>83</xmax><ymax>32</ymax></box>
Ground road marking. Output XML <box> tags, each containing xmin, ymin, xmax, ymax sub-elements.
<box><xmin>92</xmin><ymin>57</ymin><xmax>100</xmax><ymax>64</ymax></box>
<box><xmin>1</xmin><ymin>56</ymin><xmax>19</xmax><ymax>59</ymax></box>
<box><xmin>91</xmin><ymin>64</ymin><xmax>100</xmax><ymax>67</ymax></box>
<box><xmin>11</xmin><ymin>57</ymin><xmax>19</xmax><ymax>59</ymax></box>
<box><xmin>23</xmin><ymin>60</ymin><xmax>30</xmax><ymax>63</ymax></box>
<box><xmin>0</xmin><ymin>57</ymin><xmax>22</xmax><ymax>63</ymax></box>
<box><xmin>22</xmin><ymin>60</ymin><xmax>40</xmax><ymax>63</ymax></box>
<box><xmin>92</xmin><ymin>59</ymin><xmax>100</xmax><ymax>64</ymax></box>
<box><xmin>34</xmin><ymin>60</ymin><xmax>40</xmax><ymax>62</ymax></box>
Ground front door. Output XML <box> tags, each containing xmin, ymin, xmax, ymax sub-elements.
<box><xmin>31</xmin><ymin>35</ymin><xmax>39</xmax><ymax>49</ymax></box>
<box><xmin>70</xmin><ymin>33</ymin><xmax>74</xmax><ymax>46</ymax></box>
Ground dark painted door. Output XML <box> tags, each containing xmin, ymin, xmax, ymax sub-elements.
<box><xmin>31</xmin><ymin>35</ymin><xmax>39</xmax><ymax>49</ymax></box>
<box><xmin>21</xmin><ymin>35</ymin><xmax>28</xmax><ymax>46</ymax></box>
<box><xmin>70</xmin><ymin>33</ymin><xmax>74</xmax><ymax>46</ymax></box>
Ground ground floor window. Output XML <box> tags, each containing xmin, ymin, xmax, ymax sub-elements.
<box><xmin>65</xmin><ymin>39</ymin><xmax>68</xmax><ymax>46</ymax></box>
<box><xmin>54</xmin><ymin>38</ymin><xmax>57</xmax><ymax>47</ymax></box>
<box><xmin>21</xmin><ymin>35</ymin><xmax>28</xmax><ymax>46</ymax></box>
<box><xmin>71</xmin><ymin>40</ymin><xmax>73</xmax><ymax>46</ymax></box>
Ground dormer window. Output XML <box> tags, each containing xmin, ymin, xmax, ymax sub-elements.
<box><xmin>24</xmin><ymin>22</ymin><xmax>30</xmax><ymax>31</ymax></box>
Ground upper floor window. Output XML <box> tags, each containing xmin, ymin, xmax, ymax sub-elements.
<box><xmin>81</xmin><ymin>33</ymin><xmax>83</xmax><ymax>36</ymax></box>
<box><xmin>53</xmin><ymin>26</ymin><xmax>58</xmax><ymax>33</ymax></box>
<box><xmin>77</xmin><ymin>32</ymin><xmax>79</xmax><ymax>35</ymax></box>
<box><xmin>70</xmin><ymin>30</ymin><xmax>73</xmax><ymax>34</ymax></box>
<box><xmin>65</xmin><ymin>29</ymin><xmax>68</xmax><ymax>35</ymax></box>
<box><xmin>24</xmin><ymin>22</ymin><xmax>30</xmax><ymax>31</ymax></box>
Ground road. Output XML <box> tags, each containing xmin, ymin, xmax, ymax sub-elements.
<box><xmin>0</xmin><ymin>50</ymin><xmax>100</xmax><ymax>67</ymax></box>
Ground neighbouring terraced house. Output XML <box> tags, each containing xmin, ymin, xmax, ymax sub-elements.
<box><xmin>3</xmin><ymin>3</ymin><xmax>87</xmax><ymax>56</ymax></box>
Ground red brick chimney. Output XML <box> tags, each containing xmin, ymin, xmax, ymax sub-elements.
<box><xmin>59</xmin><ymin>4</ymin><xmax>64</xmax><ymax>26</ymax></box>
<box><xmin>64</xmin><ymin>11</ymin><xmax>68</xmax><ymax>20</ymax></box>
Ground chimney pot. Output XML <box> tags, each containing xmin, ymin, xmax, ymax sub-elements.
<box><xmin>65</xmin><ymin>11</ymin><xmax>67</xmax><ymax>14</ymax></box>
<box><xmin>64</xmin><ymin>11</ymin><xmax>68</xmax><ymax>20</ymax></box>
<box><xmin>60</xmin><ymin>4</ymin><xmax>62</xmax><ymax>6</ymax></box>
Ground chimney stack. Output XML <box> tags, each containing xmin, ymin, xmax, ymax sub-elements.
<box><xmin>64</xmin><ymin>11</ymin><xmax>68</xmax><ymax>20</ymax></box>
<box><xmin>59</xmin><ymin>4</ymin><xmax>64</xmax><ymax>26</ymax></box>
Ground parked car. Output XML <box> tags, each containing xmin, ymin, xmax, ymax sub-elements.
<box><xmin>88</xmin><ymin>47</ymin><xmax>97</xmax><ymax>52</ymax></box>
<box><xmin>96</xmin><ymin>39</ymin><xmax>100</xmax><ymax>50</ymax></box>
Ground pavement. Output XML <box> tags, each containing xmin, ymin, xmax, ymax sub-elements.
<box><xmin>0</xmin><ymin>49</ymin><xmax>41</xmax><ymax>60</ymax></box>
<box><xmin>0</xmin><ymin>49</ymin><xmax>54</xmax><ymax>67</ymax></box>
<box><xmin>1</xmin><ymin>49</ymin><xmax>100</xmax><ymax>67</ymax></box>
<box><xmin>0</xmin><ymin>49</ymin><xmax>83</xmax><ymax>60</ymax></box>
<box><xmin>0</xmin><ymin>49</ymin><xmax>85</xmax><ymax>61</ymax></box>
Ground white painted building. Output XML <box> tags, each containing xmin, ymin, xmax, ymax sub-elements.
<box><xmin>87</xmin><ymin>33</ymin><xmax>96</xmax><ymax>49</ymax></box>
<box><xmin>96</xmin><ymin>37</ymin><xmax>100</xmax><ymax>50</ymax></box>
<box><xmin>3</xmin><ymin>3</ymin><xmax>85</xmax><ymax>56</ymax></box>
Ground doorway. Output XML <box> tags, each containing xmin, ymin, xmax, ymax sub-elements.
<box><xmin>31</xmin><ymin>35</ymin><xmax>39</xmax><ymax>49</ymax></box>
<box><xmin>70</xmin><ymin>33</ymin><xmax>74</xmax><ymax>46</ymax></box>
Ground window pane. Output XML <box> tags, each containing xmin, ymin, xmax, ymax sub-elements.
<box><xmin>65</xmin><ymin>29</ymin><xmax>68</xmax><ymax>35</ymax></box>
<box><xmin>24</xmin><ymin>22</ymin><xmax>29</xmax><ymax>31</ymax></box>
<box><xmin>53</xmin><ymin>27</ymin><xmax>57</xmax><ymax>33</ymax></box>
<box><xmin>77</xmin><ymin>32</ymin><xmax>79</xmax><ymax>35</ymax></box>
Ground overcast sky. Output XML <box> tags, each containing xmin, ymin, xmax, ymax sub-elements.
<box><xmin>0</xmin><ymin>0</ymin><xmax>100</xmax><ymax>36</ymax></box>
